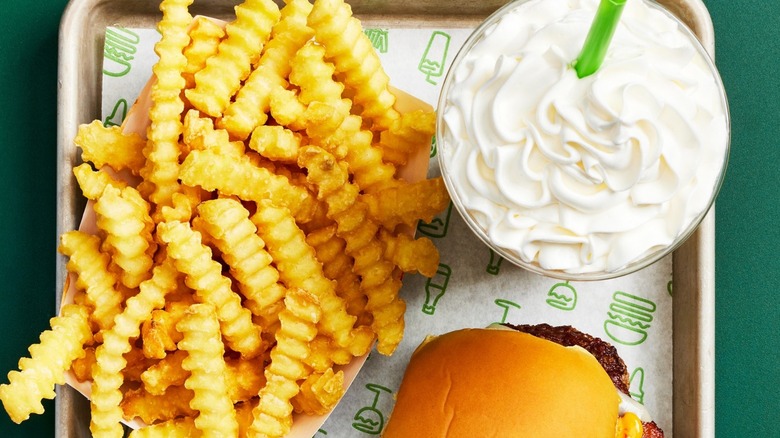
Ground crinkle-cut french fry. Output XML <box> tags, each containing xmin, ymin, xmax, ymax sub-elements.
<box><xmin>378</xmin><ymin>109</ymin><xmax>436</xmax><ymax>165</ymax></box>
<box><xmin>159</xmin><ymin>184</ymin><xmax>203</xmax><ymax>224</ymax></box>
<box><xmin>308</xmin><ymin>0</ymin><xmax>400</xmax><ymax>130</ymax></box>
<box><xmin>302</xmin><ymin>100</ymin><xmax>351</xmax><ymax>152</ymax></box>
<box><xmin>94</xmin><ymin>185</ymin><xmax>156</xmax><ymax>289</ymax></box>
<box><xmin>249</xmin><ymin>288</ymin><xmax>320</xmax><ymax>437</ymax></box>
<box><xmin>251</xmin><ymin>201</ymin><xmax>373</xmax><ymax>356</ymax></box>
<box><xmin>291</xmin><ymin>368</ymin><xmax>345</xmax><ymax>416</ymax></box>
<box><xmin>141</xmin><ymin>350</ymin><xmax>188</xmax><ymax>395</ymax></box>
<box><xmin>138</xmin><ymin>0</ymin><xmax>193</xmax><ymax>210</ymax></box>
<box><xmin>380</xmin><ymin>230</ymin><xmax>440</xmax><ymax>278</ymax></box>
<box><xmin>122</xmin><ymin>346</ymin><xmax>153</xmax><ymax>383</ymax></box>
<box><xmin>141</xmin><ymin>296</ymin><xmax>194</xmax><ymax>359</ymax></box>
<box><xmin>70</xmin><ymin>346</ymin><xmax>96</xmax><ymax>382</ymax></box>
<box><xmin>73</xmin><ymin>163</ymin><xmax>128</xmax><ymax>201</ymax></box>
<box><xmin>269</xmin><ymin>86</ymin><xmax>308</xmax><ymax>131</ymax></box>
<box><xmin>75</xmin><ymin>120</ymin><xmax>146</xmax><ymax>175</ymax></box>
<box><xmin>121</xmin><ymin>385</ymin><xmax>196</xmax><ymax>425</ymax></box>
<box><xmin>298</xmin><ymin>146</ymin><xmax>407</xmax><ymax>355</ymax></box>
<box><xmin>248</xmin><ymin>125</ymin><xmax>302</xmax><ymax>163</ymax></box>
<box><xmin>185</xmin><ymin>0</ymin><xmax>280</xmax><ymax>117</ymax></box>
<box><xmin>220</xmin><ymin>0</ymin><xmax>314</xmax><ymax>140</ymax></box>
<box><xmin>158</xmin><ymin>220</ymin><xmax>263</xmax><ymax>358</ymax></box>
<box><xmin>182</xmin><ymin>109</ymin><xmax>245</xmax><ymax>157</ymax></box>
<box><xmin>90</xmin><ymin>258</ymin><xmax>179</xmax><ymax>438</ymax></box>
<box><xmin>362</xmin><ymin>177</ymin><xmax>450</xmax><ymax>230</ymax></box>
<box><xmin>177</xmin><ymin>303</ymin><xmax>238</xmax><ymax>437</ymax></box>
<box><xmin>141</xmin><ymin>309</ymin><xmax>178</xmax><ymax>359</ymax></box>
<box><xmin>127</xmin><ymin>417</ymin><xmax>199</xmax><ymax>438</ymax></box>
<box><xmin>236</xmin><ymin>399</ymin><xmax>259</xmax><ymax>438</ymax></box>
<box><xmin>305</xmin><ymin>225</ymin><xmax>367</xmax><ymax>323</ymax></box>
<box><xmin>290</xmin><ymin>41</ymin><xmax>343</xmax><ymax>105</ymax></box>
<box><xmin>193</xmin><ymin>198</ymin><xmax>286</xmax><ymax>320</ymax></box>
<box><xmin>58</xmin><ymin>231</ymin><xmax>123</xmax><ymax>334</ymax></box>
<box><xmin>182</xmin><ymin>16</ymin><xmax>225</xmax><ymax>90</ymax></box>
<box><xmin>0</xmin><ymin>305</ymin><xmax>91</xmax><ymax>424</ymax></box>
<box><xmin>179</xmin><ymin>149</ymin><xmax>317</xmax><ymax>223</ymax></box>
<box><xmin>225</xmin><ymin>355</ymin><xmax>266</xmax><ymax>402</ymax></box>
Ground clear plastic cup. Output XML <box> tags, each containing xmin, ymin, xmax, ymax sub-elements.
<box><xmin>436</xmin><ymin>0</ymin><xmax>730</xmax><ymax>280</ymax></box>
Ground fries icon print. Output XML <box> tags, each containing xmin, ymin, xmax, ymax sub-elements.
<box><xmin>352</xmin><ymin>383</ymin><xmax>392</xmax><ymax>435</ymax></box>
<box><xmin>418</xmin><ymin>31</ymin><xmax>451</xmax><ymax>85</ymax></box>
<box><xmin>417</xmin><ymin>201</ymin><xmax>452</xmax><ymax>238</ymax></box>
<box><xmin>364</xmin><ymin>28</ymin><xmax>389</xmax><ymax>53</ymax></box>
<box><xmin>604</xmin><ymin>292</ymin><xmax>657</xmax><ymax>346</ymax></box>
<box><xmin>103</xmin><ymin>27</ymin><xmax>139</xmax><ymax>77</ymax></box>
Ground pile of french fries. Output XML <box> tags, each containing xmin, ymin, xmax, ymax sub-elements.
<box><xmin>0</xmin><ymin>0</ymin><xmax>450</xmax><ymax>436</ymax></box>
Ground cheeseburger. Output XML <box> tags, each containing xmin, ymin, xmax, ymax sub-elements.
<box><xmin>382</xmin><ymin>324</ymin><xmax>664</xmax><ymax>438</ymax></box>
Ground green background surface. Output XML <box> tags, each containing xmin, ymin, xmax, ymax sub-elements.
<box><xmin>0</xmin><ymin>0</ymin><xmax>776</xmax><ymax>436</ymax></box>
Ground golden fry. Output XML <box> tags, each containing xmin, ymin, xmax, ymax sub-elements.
<box><xmin>89</xmin><ymin>258</ymin><xmax>179</xmax><ymax>437</ymax></box>
<box><xmin>182</xmin><ymin>16</ymin><xmax>225</xmax><ymax>89</ymax></box>
<box><xmin>72</xmin><ymin>163</ymin><xmax>128</xmax><ymax>201</ymax></box>
<box><xmin>141</xmin><ymin>349</ymin><xmax>188</xmax><ymax>395</ymax></box>
<box><xmin>177</xmin><ymin>303</ymin><xmax>238</xmax><ymax>437</ymax></box>
<box><xmin>138</xmin><ymin>0</ymin><xmax>193</xmax><ymax>209</ymax></box>
<box><xmin>185</xmin><ymin>0</ymin><xmax>280</xmax><ymax>117</ymax></box>
<box><xmin>248</xmin><ymin>125</ymin><xmax>302</xmax><ymax>163</ymax></box>
<box><xmin>249</xmin><ymin>288</ymin><xmax>320</xmax><ymax>437</ymax></box>
<box><xmin>299</xmin><ymin>145</ymin><xmax>406</xmax><ymax>355</ymax></box>
<box><xmin>251</xmin><ymin>200</ymin><xmax>372</xmax><ymax>356</ymax></box>
<box><xmin>128</xmin><ymin>417</ymin><xmax>199</xmax><ymax>438</ymax></box>
<box><xmin>308</xmin><ymin>0</ymin><xmax>400</xmax><ymax>129</ymax></box>
<box><xmin>220</xmin><ymin>0</ymin><xmax>313</xmax><ymax>139</ymax></box>
<box><xmin>58</xmin><ymin>231</ymin><xmax>123</xmax><ymax>334</ymax></box>
<box><xmin>292</xmin><ymin>368</ymin><xmax>345</xmax><ymax>415</ymax></box>
<box><xmin>158</xmin><ymin>220</ymin><xmax>263</xmax><ymax>358</ymax></box>
<box><xmin>362</xmin><ymin>177</ymin><xmax>450</xmax><ymax>230</ymax></box>
<box><xmin>121</xmin><ymin>385</ymin><xmax>196</xmax><ymax>425</ymax></box>
<box><xmin>194</xmin><ymin>198</ymin><xmax>286</xmax><ymax>321</ymax></box>
<box><xmin>94</xmin><ymin>185</ymin><xmax>156</xmax><ymax>289</ymax></box>
<box><xmin>75</xmin><ymin>121</ymin><xmax>146</xmax><ymax>175</ymax></box>
<box><xmin>380</xmin><ymin>230</ymin><xmax>440</xmax><ymax>278</ymax></box>
<box><xmin>179</xmin><ymin>149</ymin><xmax>317</xmax><ymax>223</ymax></box>
<box><xmin>0</xmin><ymin>305</ymin><xmax>91</xmax><ymax>424</ymax></box>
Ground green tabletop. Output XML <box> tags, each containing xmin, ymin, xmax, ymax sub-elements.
<box><xmin>0</xmin><ymin>0</ymin><xmax>777</xmax><ymax>437</ymax></box>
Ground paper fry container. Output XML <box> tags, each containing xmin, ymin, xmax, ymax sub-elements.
<box><xmin>57</xmin><ymin>0</ymin><xmax>717</xmax><ymax>436</ymax></box>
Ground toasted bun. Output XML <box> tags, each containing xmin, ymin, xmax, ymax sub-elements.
<box><xmin>382</xmin><ymin>328</ymin><xmax>621</xmax><ymax>438</ymax></box>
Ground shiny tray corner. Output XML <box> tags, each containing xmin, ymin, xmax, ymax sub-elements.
<box><xmin>56</xmin><ymin>0</ymin><xmax>716</xmax><ymax>436</ymax></box>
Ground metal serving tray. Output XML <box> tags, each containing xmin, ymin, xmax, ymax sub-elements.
<box><xmin>56</xmin><ymin>0</ymin><xmax>717</xmax><ymax>436</ymax></box>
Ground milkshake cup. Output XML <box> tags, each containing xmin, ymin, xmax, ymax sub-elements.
<box><xmin>436</xmin><ymin>0</ymin><xmax>730</xmax><ymax>280</ymax></box>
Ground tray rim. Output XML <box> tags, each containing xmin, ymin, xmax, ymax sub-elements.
<box><xmin>55</xmin><ymin>0</ymin><xmax>717</xmax><ymax>436</ymax></box>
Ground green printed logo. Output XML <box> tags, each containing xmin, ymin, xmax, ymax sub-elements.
<box><xmin>417</xmin><ymin>201</ymin><xmax>452</xmax><ymax>238</ymax></box>
<box><xmin>364</xmin><ymin>28</ymin><xmax>389</xmax><ymax>53</ymax></box>
<box><xmin>546</xmin><ymin>281</ymin><xmax>577</xmax><ymax>311</ymax></box>
<box><xmin>422</xmin><ymin>263</ymin><xmax>451</xmax><ymax>315</ymax></box>
<box><xmin>486</xmin><ymin>249</ymin><xmax>503</xmax><ymax>275</ymax></box>
<box><xmin>418</xmin><ymin>31</ymin><xmax>451</xmax><ymax>85</ymax></box>
<box><xmin>104</xmin><ymin>98</ymin><xmax>129</xmax><ymax>127</ymax></box>
<box><xmin>103</xmin><ymin>27</ymin><xmax>140</xmax><ymax>77</ymax></box>
<box><xmin>629</xmin><ymin>367</ymin><xmax>646</xmax><ymax>404</ymax></box>
<box><xmin>667</xmin><ymin>279</ymin><xmax>673</xmax><ymax>297</ymax></box>
<box><xmin>352</xmin><ymin>383</ymin><xmax>392</xmax><ymax>435</ymax></box>
<box><xmin>603</xmin><ymin>291</ymin><xmax>657</xmax><ymax>346</ymax></box>
<box><xmin>494</xmin><ymin>298</ymin><xmax>521</xmax><ymax>324</ymax></box>
<box><xmin>430</xmin><ymin>135</ymin><xmax>437</xmax><ymax>158</ymax></box>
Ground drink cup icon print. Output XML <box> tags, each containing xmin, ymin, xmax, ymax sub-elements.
<box><xmin>604</xmin><ymin>291</ymin><xmax>657</xmax><ymax>346</ymax></box>
<box><xmin>418</xmin><ymin>31</ymin><xmax>451</xmax><ymax>85</ymax></box>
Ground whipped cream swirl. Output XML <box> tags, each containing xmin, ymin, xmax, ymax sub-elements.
<box><xmin>440</xmin><ymin>0</ymin><xmax>729</xmax><ymax>274</ymax></box>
